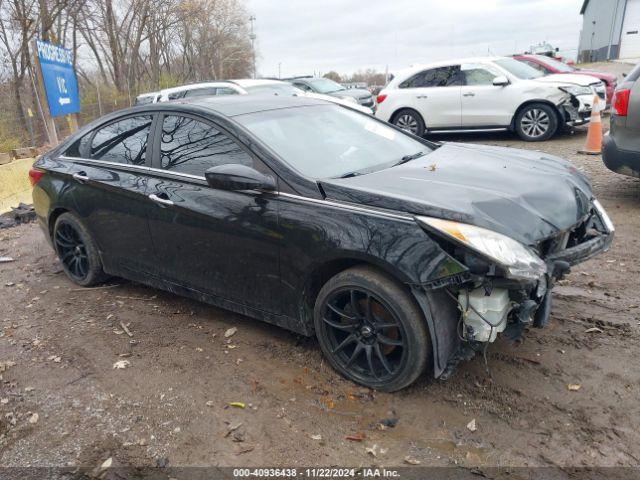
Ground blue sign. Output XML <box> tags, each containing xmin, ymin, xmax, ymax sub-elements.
<box><xmin>36</xmin><ymin>40</ymin><xmax>80</xmax><ymax>117</ymax></box>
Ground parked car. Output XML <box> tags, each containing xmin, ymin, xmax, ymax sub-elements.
<box><xmin>287</xmin><ymin>77</ymin><xmax>375</xmax><ymax>110</ymax></box>
<box><xmin>30</xmin><ymin>95</ymin><xmax>614</xmax><ymax>391</ymax></box>
<box><xmin>376</xmin><ymin>57</ymin><xmax>599</xmax><ymax>141</ymax></box>
<box><xmin>513</xmin><ymin>54</ymin><xmax>616</xmax><ymax>104</ymax></box>
<box><xmin>143</xmin><ymin>80</ymin><xmax>373</xmax><ymax>114</ymax></box>
<box><xmin>603</xmin><ymin>63</ymin><xmax>640</xmax><ymax>178</ymax></box>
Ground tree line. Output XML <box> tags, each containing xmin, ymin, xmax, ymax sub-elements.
<box><xmin>0</xmin><ymin>0</ymin><xmax>255</xmax><ymax>149</ymax></box>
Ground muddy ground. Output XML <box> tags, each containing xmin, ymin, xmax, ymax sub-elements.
<box><xmin>1</xmin><ymin>66</ymin><xmax>639</xmax><ymax>472</ymax></box>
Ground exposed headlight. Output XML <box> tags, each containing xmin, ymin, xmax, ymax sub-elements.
<box><xmin>559</xmin><ymin>85</ymin><xmax>593</xmax><ymax>97</ymax></box>
<box><xmin>417</xmin><ymin>216</ymin><xmax>547</xmax><ymax>281</ymax></box>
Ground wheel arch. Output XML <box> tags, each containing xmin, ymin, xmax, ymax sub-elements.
<box><xmin>510</xmin><ymin>99</ymin><xmax>564</xmax><ymax>131</ymax></box>
<box><xmin>389</xmin><ymin>107</ymin><xmax>426</xmax><ymax>127</ymax></box>
<box><xmin>48</xmin><ymin>207</ymin><xmax>71</xmax><ymax>240</ymax></box>
<box><xmin>298</xmin><ymin>254</ymin><xmax>417</xmax><ymax>335</ymax></box>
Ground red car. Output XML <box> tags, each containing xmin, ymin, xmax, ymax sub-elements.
<box><xmin>514</xmin><ymin>54</ymin><xmax>617</xmax><ymax>105</ymax></box>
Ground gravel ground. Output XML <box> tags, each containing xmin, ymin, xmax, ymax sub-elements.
<box><xmin>1</xmin><ymin>62</ymin><xmax>639</xmax><ymax>473</ymax></box>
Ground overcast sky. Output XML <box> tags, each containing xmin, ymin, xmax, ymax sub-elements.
<box><xmin>245</xmin><ymin>0</ymin><xmax>584</xmax><ymax>78</ymax></box>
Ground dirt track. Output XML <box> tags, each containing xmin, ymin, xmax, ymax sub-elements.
<box><xmin>1</xmin><ymin>86</ymin><xmax>640</xmax><ymax>471</ymax></box>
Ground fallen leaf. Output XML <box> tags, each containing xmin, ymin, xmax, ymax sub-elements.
<box><xmin>28</xmin><ymin>413</ymin><xmax>39</xmax><ymax>424</ymax></box>
<box><xmin>100</xmin><ymin>458</ymin><xmax>113</xmax><ymax>470</ymax></box>
<box><xmin>47</xmin><ymin>355</ymin><xmax>61</xmax><ymax>363</ymax></box>
<box><xmin>205</xmin><ymin>400</ymin><xmax>214</xmax><ymax>407</ymax></box>
<box><xmin>346</xmin><ymin>433</ymin><xmax>365</xmax><ymax>442</ymax></box>
<box><xmin>224</xmin><ymin>421</ymin><xmax>243</xmax><ymax>437</ymax></box>
<box><xmin>567</xmin><ymin>383</ymin><xmax>581</xmax><ymax>391</ymax></box>
<box><xmin>584</xmin><ymin>327</ymin><xmax>603</xmax><ymax>333</ymax></box>
<box><xmin>466</xmin><ymin>419</ymin><xmax>477</xmax><ymax>432</ymax></box>
<box><xmin>365</xmin><ymin>444</ymin><xmax>378</xmax><ymax>457</ymax></box>
<box><xmin>224</xmin><ymin>327</ymin><xmax>238</xmax><ymax>338</ymax></box>
<box><xmin>404</xmin><ymin>456</ymin><xmax>421</xmax><ymax>465</ymax></box>
<box><xmin>311</xmin><ymin>434</ymin><xmax>322</xmax><ymax>441</ymax></box>
<box><xmin>113</xmin><ymin>360</ymin><xmax>131</xmax><ymax>369</ymax></box>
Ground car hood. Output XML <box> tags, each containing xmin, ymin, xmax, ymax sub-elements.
<box><xmin>573</xmin><ymin>69</ymin><xmax>617</xmax><ymax>84</ymax></box>
<box><xmin>319</xmin><ymin>143</ymin><xmax>593</xmax><ymax>246</ymax></box>
<box><xmin>534</xmin><ymin>73</ymin><xmax>601</xmax><ymax>87</ymax></box>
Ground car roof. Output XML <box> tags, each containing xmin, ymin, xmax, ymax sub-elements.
<box><xmin>388</xmin><ymin>56</ymin><xmax>508</xmax><ymax>84</ymax></box>
<box><xmin>229</xmin><ymin>78</ymin><xmax>287</xmax><ymax>88</ymax></box>
<box><xmin>134</xmin><ymin>94</ymin><xmax>330</xmax><ymax>117</ymax></box>
<box><xmin>159</xmin><ymin>81</ymin><xmax>237</xmax><ymax>95</ymax></box>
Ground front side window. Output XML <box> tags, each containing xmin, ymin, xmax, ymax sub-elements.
<box><xmin>461</xmin><ymin>64</ymin><xmax>498</xmax><ymax>86</ymax></box>
<box><xmin>90</xmin><ymin>115</ymin><xmax>152</xmax><ymax>165</ymax></box>
<box><xmin>306</xmin><ymin>78</ymin><xmax>345</xmax><ymax>94</ymax></box>
<box><xmin>400</xmin><ymin>66</ymin><xmax>461</xmax><ymax>88</ymax></box>
<box><xmin>521</xmin><ymin>60</ymin><xmax>549</xmax><ymax>73</ymax></box>
<box><xmin>236</xmin><ymin>104</ymin><xmax>432</xmax><ymax>179</ymax></box>
<box><xmin>160</xmin><ymin>115</ymin><xmax>252</xmax><ymax>176</ymax></box>
<box><xmin>216</xmin><ymin>87</ymin><xmax>239</xmax><ymax>96</ymax></box>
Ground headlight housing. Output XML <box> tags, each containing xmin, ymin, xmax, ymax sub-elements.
<box><xmin>417</xmin><ymin>216</ymin><xmax>547</xmax><ymax>281</ymax></box>
<box><xmin>559</xmin><ymin>85</ymin><xmax>593</xmax><ymax>97</ymax></box>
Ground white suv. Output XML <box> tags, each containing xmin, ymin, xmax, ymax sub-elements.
<box><xmin>375</xmin><ymin>57</ymin><xmax>602</xmax><ymax>141</ymax></box>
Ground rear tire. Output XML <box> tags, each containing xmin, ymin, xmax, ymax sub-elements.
<box><xmin>314</xmin><ymin>266</ymin><xmax>431</xmax><ymax>392</ymax></box>
<box><xmin>53</xmin><ymin>213</ymin><xmax>108</xmax><ymax>287</ymax></box>
<box><xmin>391</xmin><ymin>109</ymin><xmax>426</xmax><ymax>137</ymax></box>
<box><xmin>514</xmin><ymin>103</ymin><xmax>558</xmax><ymax>141</ymax></box>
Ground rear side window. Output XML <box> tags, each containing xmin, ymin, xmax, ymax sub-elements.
<box><xmin>65</xmin><ymin>133</ymin><xmax>92</xmax><ymax>157</ymax></box>
<box><xmin>90</xmin><ymin>115</ymin><xmax>152</xmax><ymax>165</ymax></box>
<box><xmin>216</xmin><ymin>87</ymin><xmax>239</xmax><ymax>96</ymax></box>
<box><xmin>160</xmin><ymin>115</ymin><xmax>253</xmax><ymax>176</ymax></box>
<box><xmin>399</xmin><ymin>66</ymin><xmax>461</xmax><ymax>88</ymax></box>
<box><xmin>184</xmin><ymin>87</ymin><xmax>218</xmax><ymax>98</ymax></box>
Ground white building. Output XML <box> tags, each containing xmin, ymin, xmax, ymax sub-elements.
<box><xmin>578</xmin><ymin>0</ymin><xmax>640</xmax><ymax>61</ymax></box>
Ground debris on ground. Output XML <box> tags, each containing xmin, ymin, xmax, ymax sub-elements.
<box><xmin>28</xmin><ymin>413</ymin><xmax>39</xmax><ymax>424</ymax></box>
<box><xmin>346</xmin><ymin>433</ymin><xmax>365</xmax><ymax>442</ymax></box>
<box><xmin>567</xmin><ymin>384</ymin><xmax>582</xmax><ymax>391</ymax></box>
<box><xmin>404</xmin><ymin>456</ymin><xmax>421</xmax><ymax>465</ymax></box>
<box><xmin>584</xmin><ymin>327</ymin><xmax>604</xmax><ymax>333</ymax></box>
<box><xmin>228</xmin><ymin>401</ymin><xmax>246</xmax><ymax>409</ymax></box>
<box><xmin>0</xmin><ymin>360</ymin><xmax>16</xmax><ymax>372</ymax></box>
<box><xmin>224</xmin><ymin>327</ymin><xmax>238</xmax><ymax>338</ymax></box>
<box><xmin>119</xmin><ymin>321</ymin><xmax>133</xmax><ymax>337</ymax></box>
<box><xmin>311</xmin><ymin>434</ymin><xmax>322</xmax><ymax>441</ymax></box>
<box><xmin>113</xmin><ymin>360</ymin><xmax>131</xmax><ymax>369</ymax></box>
<box><xmin>378</xmin><ymin>417</ymin><xmax>399</xmax><ymax>429</ymax></box>
<box><xmin>467</xmin><ymin>419</ymin><xmax>477</xmax><ymax>432</ymax></box>
<box><xmin>224</xmin><ymin>421</ymin><xmax>243</xmax><ymax>437</ymax></box>
<box><xmin>0</xmin><ymin>256</ymin><xmax>15</xmax><ymax>263</ymax></box>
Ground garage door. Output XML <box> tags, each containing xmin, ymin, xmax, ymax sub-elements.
<box><xmin>620</xmin><ymin>0</ymin><xmax>640</xmax><ymax>59</ymax></box>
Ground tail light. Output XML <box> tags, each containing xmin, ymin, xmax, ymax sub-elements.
<box><xmin>376</xmin><ymin>94</ymin><xmax>387</xmax><ymax>104</ymax></box>
<box><xmin>612</xmin><ymin>89</ymin><xmax>630</xmax><ymax>116</ymax></box>
<box><xmin>28</xmin><ymin>168</ymin><xmax>44</xmax><ymax>186</ymax></box>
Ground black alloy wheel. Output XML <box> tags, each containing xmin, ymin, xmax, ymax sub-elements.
<box><xmin>53</xmin><ymin>213</ymin><xmax>107</xmax><ymax>287</ymax></box>
<box><xmin>314</xmin><ymin>266</ymin><xmax>430</xmax><ymax>391</ymax></box>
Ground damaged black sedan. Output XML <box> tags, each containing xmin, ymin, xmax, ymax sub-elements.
<box><xmin>31</xmin><ymin>96</ymin><xmax>614</xmax><ymax>391</ymax></box>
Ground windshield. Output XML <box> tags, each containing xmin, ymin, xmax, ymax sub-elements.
<box><xmin>308</xmin><ymin>78</ymin><xmax>346</xmax><ymax>94</ymax></box>
<box><xmin>244</xmin><ymin>84</ymin><xmax>303</xmax><ymax>96</ymax></box>
<box><xmin>495</xmin><ymin>58</ymin><xmax>544</xmax><ymax>79</ymax></box>
<box><xmin>534</xmin><ymin>55</ymin><xmax>575</xmax><ymax>73</ymax></box>
<box><xmin>236</xmin><ymin>105</ymin><xmax>431</xmax><ymax>178</ymax></box>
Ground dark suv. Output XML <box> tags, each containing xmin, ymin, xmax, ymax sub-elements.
<box><xmin>603</xmin><ymin>63</ymin><xmax>640</xmax><ymax>178</ymax></box>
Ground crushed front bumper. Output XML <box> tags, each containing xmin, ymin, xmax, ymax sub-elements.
<box><xmin>561</xmin><ymin>94</ymin><xmax>594</xmax><ymax>127</ymax></box>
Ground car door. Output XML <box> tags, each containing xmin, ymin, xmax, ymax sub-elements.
<box><xmin>395</xmin><ymin>65</ymin><xmax>462</xmax><ymax>128</ymax></box>
<box><xmin>60</xmin><ymin>114</ymin><xmax>158</xmax><ymax>276</ymax></box>
<box><xmin>460</xmin><ymin>63</ymin><xmax>515</xmax><ymax>127</ymax></box>
<box><xmin>145</xmin><ymin>112</ymin><xmax>281</xmax><ymax>312</ymax></box>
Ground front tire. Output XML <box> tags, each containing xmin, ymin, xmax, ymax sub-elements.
<box><xmin>53</xmin><ymin>213</ymin><xmax>108</xmax><ymax>287</ymax></box>
<box><xmin>391</xmin><ymin>109</ymin><xmax>426</xmax><ymax>137</ymax></box>
<box><xmin>314</xmin><ymin>266</ymin><xmax>431</xmax><ymax>392</ymax></box>
<box><xmin>515</xmin><ymin>103</ymin><xmax>558</xmax><ymax>141</ymax></box>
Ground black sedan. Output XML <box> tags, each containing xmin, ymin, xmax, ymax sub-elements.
<box><xmin>30</xmin><ymin>96</ymin><xmax>614</xmax><ymax>391</ymax></box>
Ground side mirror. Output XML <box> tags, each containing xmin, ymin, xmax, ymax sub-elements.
<box><xmin>205</xmin><ymin>164</ymin><xmax>276</xmax><ymax>191</ymax></box>
<box><xmin>493</xmin><ymin>76</ymin><xmax>510</xmax><ymax>86</ymax></box>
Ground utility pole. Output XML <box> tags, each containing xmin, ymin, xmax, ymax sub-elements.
<box><xmin>249</xmin><ymin>15</ymin><xmax>256</xmax><ymax>78</ymax></box>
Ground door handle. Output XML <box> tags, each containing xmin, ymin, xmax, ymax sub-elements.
<box><xmin>415</xmin><ymin>95</ymin><xmax>428</xmax><ymax>99</ymax></box>
<box><xmin>463</xmin><ymin>92</ymin><xmax>476</xmax><ymax>97</ymax></box>
<box><xmin>72</xmin><ymin>172</ymin><xmax>90</xmax><ymax>183</ymax></box>
<box><xmin>148</xmin><ymin>193</ymin><xmax>174</xmax><ymax>207</ymax></box>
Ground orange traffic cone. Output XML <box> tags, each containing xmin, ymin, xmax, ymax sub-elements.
<box><xmin>578</xmin><ymin>95</ymin><xmax>603</xmax><ymax>155</ymax></box>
